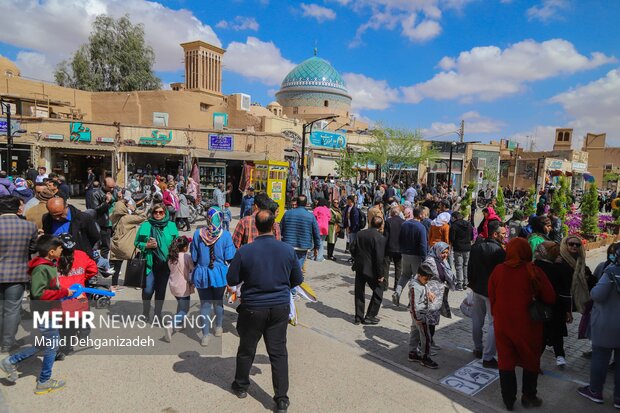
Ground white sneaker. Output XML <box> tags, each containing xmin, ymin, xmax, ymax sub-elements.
<box><xmin>163</xmin><ymin>326</ymin><xmax>173</xmax><ymax>343</ymax></box>
<box><xmin>556</xmin><ymin>356</ymin><xmax>566</xmax><ymax>367</ymax></box>
<box><xmin>201</xmin><ymin>335</ymin><xmax>211</xmax><ymax>347</ymax></box>
<box><xmin>214</xmin><ymin>327</ymin><xmax>223</xmax><ymax>337</ymax></box>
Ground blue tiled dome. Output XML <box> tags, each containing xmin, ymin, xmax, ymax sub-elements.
<box><xmin>280</xmin><ymin>56</ymin><xmax>349</xmax><ymax>94</ymax></box>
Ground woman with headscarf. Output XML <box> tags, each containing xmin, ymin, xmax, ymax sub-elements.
<box><xmin>534</xmin><ymin>241</ymin><xmax>573</xmax><ymax>368</ymax></box>
<box><xmin>559</xmin><ymin>235</ymin><xmax>591</xmax><ymax>315</ymax></box>
<box><xmin>477</xmin><ymin>207</ymin><xmax>501</xmax><ymax>240</ymax></box>
<box><xmin>327</xmin><ymin>199</ymin><xmax>342</xmax><ymax>261</ymax></box>
<box><xmin>135</xmin><ymin>204</ymin><xmax>179</xmax><ymax>321</ymax></box>
<box><xmin>186</xmin><ymin>177</ymin><xmax>199</xmax><ymax>205</ymax></box>
<box><xmin>422</xmin><ymin>242</ymin><xmax>456</xmax><ymax>349</ymax></box>
<box><xmin>527</xmin><ymin>215</ymin><xmax>552</xmax><ymax>255</ymax></box>
<box><xmin>428</xmin><ymin>212</ymin><xmax>451</xmax><ymax>247</ymax></box>
<box><xmin>191</xmin><ymin>207</ymin><xmax>236</xmax><ymax>347</ymax></box>
<box><xmin>110</xmin><ymin>195</ymin><xmax>147</xmax><ymax>290</ymax></box>
<box><xmin>489</xmin><ymin>238</ymin><xmax>555</xmax><ymax>410</ymax></box>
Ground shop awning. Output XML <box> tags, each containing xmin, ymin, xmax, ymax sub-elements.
<box><xmin>119</xmin><ymin>146</ymin><xmax>188</xmax><ymax>155</ymax></box>
<box><xmin>192</xmin><ymin>149</ymin><xmax>267</xmax><ymax>161</ymax></box>
<box><xmin>38</xmin><ymin>142</ymin><xmax>116</xmax><ymax>151</ymax></box>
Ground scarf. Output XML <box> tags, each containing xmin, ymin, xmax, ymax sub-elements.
<box><xmin>148</xmin><ymin>210</ymin><xmax>171</xmax><ymax>262</ymax></box>
<box><xmin>560</xmin><ymin>236</ymin><xmax>589</xmax><ymax>313</ymax></box>
<box><xmin>429</xmin><ymin>242</ymin><xmax>453</xmax><ymax>285</ymax></box>
<box><xmin>432</xmin><ymin>212</ymin><xmax>451</xmax><ymax>227</ymax></box>
<box><xmin>200</xmin><ymin>207</ymin><xmax>223</xmax><ymax>246</ymax></box>
<box><xmin>534</xmin><ymin>241</ymin><xmax>559</xmax><ymax>263</ymax></box>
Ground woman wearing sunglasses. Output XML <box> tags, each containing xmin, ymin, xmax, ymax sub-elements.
<box><xmin>135</xmin><ymin>204</ymin><xmax>179</xmax><ymax>321</ymax></box>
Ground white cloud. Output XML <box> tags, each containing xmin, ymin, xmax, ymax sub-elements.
<box><xmin>224</xmin><ymin>37</ymin><xmax>296</xmax><ymax>86</ymax></box>
<box><xmin>0</xmin><ymin>0</ymin><xmax>221</xmax><ymax>77</ymax></box>
<box><xmin>527</xmin><ymin>0</ymin><xmax>569</xmax><ymax>22</ymax></box>
<box><xmin>300</xmin><ymin>3</ymin><xmax>337</xmax><ymax>22</ymax></box>
<box><xmin>422</xmin><ymin>111</ymin><xmax>503</xmax><ymax>138</ymax></box>
<box><xmin>342</xmin><ymin>73</ymin><xmax>400</xmax><ymax>110</ymax></box>
<box><xmin>216</xmin><ymin>16</ymin><xmax>259</xmax><ymax>31</ymax></box>
<box><xmin>14</xmin><ymin>52</ymin><xmax>55</xmax><ymax>82</ymax></box>
<box><xmin>507</xmin><ymin>126</ymin><xmax>560</xmax><ymax>151</ymax></box>
<box><xmin>401</xmin><ymin>38</ymin><xmax>616</xmax><ymax>103</ymax></box>
<box><xmin>550</xmin><ymin>68</ymin><xmax>620</xmax><ymax>146</ymax></box>
<box><xmin>347</xmin><ymin>0</ymin><xmax>472</xmax><ymax>47</ymax></box>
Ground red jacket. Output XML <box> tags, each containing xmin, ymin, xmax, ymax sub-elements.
<box><xmin>58</xmin><ymin>250</ymin><xmax>98</xmax><ymax>298</ymax></box>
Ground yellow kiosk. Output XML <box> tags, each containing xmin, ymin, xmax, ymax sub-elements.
<box><xmin>252</xmin><ymin>160</ymin><xmax>289</xmax><ymax>221</ymax></box>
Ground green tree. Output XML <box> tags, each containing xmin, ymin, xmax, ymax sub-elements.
<box><xmin>551</xmin><ymin>177</ymin><xmax>570</xmax><ymax>236</ymax></box>
<box><xmin>523</xmin><ymin>186</ymin><xmax>537</xmax><ymax>217</ymax></box>
<box><xmin>334</xmin><ymin>148</ymin><xmax>357</xmax><ymax>180</ymax></box>
<box><xmin>459</xmin><ymin>182</ymin><xmax>475</xmax><ymax>219</ymax></box>
<box><xmin>580</xmin><ymin>183</ymin><xmax>599</xmax><ymax>235</ymax></box>
<box><xmin>495</xmin><ymin>185</ymin><xmax>506</xmax><ymax>220</ymax></box>
<box><xmin>352</xmin><ymin>125</ymin><xmax>436</xmax><ymax>183</ymax></box>
<box><xmin>55</xmin><ymin>15</ymin><xmax>161</xmax><ymax>91</ymax></box>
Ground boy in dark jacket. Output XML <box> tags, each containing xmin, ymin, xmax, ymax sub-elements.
<box><xmin>449</xmin><ymin>212</ymin><xmax>473</xmax><ymax>290</ymax></box>
<box><xmin>0</xmin><ymin>235</ymin><xmax>73</xmax><ymax>394</ymax></box>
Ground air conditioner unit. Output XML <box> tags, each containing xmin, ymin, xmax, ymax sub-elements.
<box><xmin>235</xmin><ymin>93</ymin><xmax>251</xmax><ymax>111</ymax></box>
<box><xmin>472</xmin><ymin>157</ymin><xmax>487</xmax><ymax>170</ymax></box>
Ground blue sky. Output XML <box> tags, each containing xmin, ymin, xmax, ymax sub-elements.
<box><xmin>1</xmin><ymin>0</ymin><xmax>619</xmax><ymax>148</ymax></box>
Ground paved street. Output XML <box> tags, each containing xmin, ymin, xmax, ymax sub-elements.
<box><xmin>0</xmin><ymin>205</ymin><xmax>615</xmax><ymax>413</ymax></box>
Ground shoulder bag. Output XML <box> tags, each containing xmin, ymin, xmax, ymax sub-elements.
<box><xmin>124</xmin><ymin>246</ymin><xmax>147</xmax><ymax>288</ymax></box>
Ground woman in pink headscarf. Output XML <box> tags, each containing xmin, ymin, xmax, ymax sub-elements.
<box><xmin>478</xmin><ymin>206</ymin><xmax>501</xmax><ymax>240</ymax></box>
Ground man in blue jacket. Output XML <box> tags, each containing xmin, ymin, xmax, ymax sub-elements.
<box><xmin>227</xmin><ymin>209</ymin><xmax>303</xmax><ymax>413</ymax></box>
<box><xmin>280</xmin><ymin>195</ymin><xmax>321</xmax><ymax>270</ymax></box>
<box><xmin>239</xmin><ymin>187</ymin><xmax>255</xmax><ymax>218</ymax></box>
<box><xmin>392</xmin><ymin>206</ymin><xmax>428</xmax><ymax>307</ymax></box>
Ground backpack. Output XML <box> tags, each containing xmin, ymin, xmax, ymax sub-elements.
<box><xmin>358</xmin><ymin>208</ymin><xmax>367</xmax><ymax>229</ymax></box>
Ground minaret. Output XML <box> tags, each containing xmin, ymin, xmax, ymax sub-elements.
<box><xmin>180</xmin><ymin>41</ymin><xmax>225</xmax><ymax>95</ymax></box>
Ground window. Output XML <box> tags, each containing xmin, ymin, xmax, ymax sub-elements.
<box><xmin>324</xmin><ymin>100</ymin><xmax>329</xmax><ymax>107</ymax></box>
<box><xmin>200</xmin><ymin>103</ymin><xmax>210</xmax><ymax>112</ymax></box>
<box><xmin>293</xmin><ymin>107</ymin><xmax>298</xmax><ymax>114</ymax></box>
<box><xmin>153</xmin><ymin>112</ymin><xmax>169</xmax><ymax>127</ymax></box>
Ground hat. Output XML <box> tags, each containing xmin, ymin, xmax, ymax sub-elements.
<box><xmin>35</xmin><ymin>187</ymin><xmax>55</xmax><ymax>202</ymax></box>
<box><xmin>224</xmin><ymin>202</ymin><xmax>230</xmax><ymax>207</ymax></box>
<box><xmin>14</xmin><ymin>178</ymin><xmax>27</xmax><ymax>189</ymax></box>
<box><xmin>132</xmin><ymin>193</ymin><xmax>148</xmax><ymax>204</ymax></box>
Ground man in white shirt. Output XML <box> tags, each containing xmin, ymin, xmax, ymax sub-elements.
<box><xmin>404</xmin><ymin>183</ymin><xmax>417</xmax><ymax>203</ymax></box>
<box><xmin>35</xmin><ymin>167</ymin><xmax>48</xmax><ymax>183</ymax></box>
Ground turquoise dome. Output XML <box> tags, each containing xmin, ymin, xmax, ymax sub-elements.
<box><xmin>280</xmin><ymin>56</ymin><xmax>349</xmax><ymax>94</ymax></box>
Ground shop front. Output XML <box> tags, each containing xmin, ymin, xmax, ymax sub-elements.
<box><xmin>426</xmin><ymin>159</ymin><xmax>463</xmax><ymax>190</ymax></box>
<box><xmin>0</xmin><ymin>143</ymin><xmax>33</xmax><ymax>176</ymax></box>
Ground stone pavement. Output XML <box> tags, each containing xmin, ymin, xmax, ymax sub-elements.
<box><xmin>0</xmin><ymin>202</ymin><xmax>616</xmax><ymax>412</ymax></box>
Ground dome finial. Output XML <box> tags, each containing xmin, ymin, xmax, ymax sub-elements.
<box><xmin>314</xmin><ymin>40</ymin><xmax>318</xmax><ymax>56</ymax></box>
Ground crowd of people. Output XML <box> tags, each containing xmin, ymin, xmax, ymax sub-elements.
<box><xmin>0</xmin><ymin>168</ymin><xmax>618</xmax><ymax>411</ymax></box>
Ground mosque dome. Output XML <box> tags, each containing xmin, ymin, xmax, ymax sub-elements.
<box><xmin>279</xmin><ymin>56</ymin><xmax>349</xmax><ymax>95</ymax></box>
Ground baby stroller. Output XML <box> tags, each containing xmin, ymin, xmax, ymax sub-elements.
<box><xmin>89</xmin><ymin>250</ymin><xmax>114</xmax><ymax>309</ymax></box>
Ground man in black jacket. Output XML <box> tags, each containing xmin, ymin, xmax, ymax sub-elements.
<box><xmin>449</xmin><ymin>211</ymin><xmax>473</xmax><ymax>290</ymax></box>
<box><xmin>351</xmin><ymin>215</ymin><xmax>386</xmax><ymax>325</ymax></box>
<box><xmin>342</xmin><ymin>195</ymin><xmax>360</xmax><ymax>257</ymax></box>
<box><xmin>43</xmin><ymin>197</ymin><xmax>100</xmax><ymax>257</ymax></box>
<box><xmin>467</xmin><ymin>220</ymin><xmax>506</xmax><ymax>368</ymax></box>
<box><xmin>91</xmin><ymin>176</ymin><xmax>117</xmax><ymax>259</ymax></box>
<box><xmin>383</xmin><ymin>206</ymin><xmax>404</xmax><ymax>291</ymax></box>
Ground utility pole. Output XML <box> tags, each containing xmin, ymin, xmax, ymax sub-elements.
<box><xmin>458</xmin><ymin>119</ymin><xmax>464</xmax><ymax>142</ymax></box>
<box><xmin>1</xmin><ymin>100</ymin><xmax>12</xmax><ymax>175</ymax></box>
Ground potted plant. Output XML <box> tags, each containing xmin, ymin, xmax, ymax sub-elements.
<box><xmin>606</xmin><ymin>197</ymin><xmax>620</xmax><ymax>235</ymax></box>
<box><xmin>580</xmin><ymin>183</ymin><xmax>599</xmax><ymax>241</ymax></box>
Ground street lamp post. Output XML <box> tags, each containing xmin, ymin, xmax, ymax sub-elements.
<box><xmin>447</xmin><ymin>141</ymin><xmax>456</xmax><ymax>190</ymax></box>
<box><xmin>0</xmin><ymin>100</ymin><xmax>12</xmax><ymax>174</ymax></box>
<box><xmin>299</xmin><ymin>115</ymin><xmax>338</xmax><ymax>196</ymax></box>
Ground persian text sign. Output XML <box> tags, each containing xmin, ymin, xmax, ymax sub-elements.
<box><xmin>309</xmin><ymin>131</ymin><xmax>346</xmax><ymax>149</ymax></box>
<box><xmin>208</xmin><ymin>135</ymin><xmax>233</xmax><ymax>151</ymax></box>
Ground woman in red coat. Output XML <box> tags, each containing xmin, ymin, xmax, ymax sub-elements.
<box><xmin>489</xmin><ymin>237</ymin><xmax>555</xmax><ymax>411</ymax></box>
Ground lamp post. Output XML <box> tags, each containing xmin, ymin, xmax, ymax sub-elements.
<box><xmin>0</xmin><ymin>100</ymin><xmax>12</xmax><ymax>174</ymax></box>
<box><xmin>299</xmin><ymin>115</ymin><xmax>338</xmax><ymax>195</ymax></box>
<box><xmin>447</xmin><ymin>141</ymin><xmax>457</xmax><ymax>190</ymax></box>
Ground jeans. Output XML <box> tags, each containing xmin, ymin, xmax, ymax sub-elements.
<box><xmin>223</xmin><ymin>221</ymin><xmax>230</xmax><ymax>232</ymax></box>
<box><xmin>590</xmin><ymin>345</ymin><xmax>620</xmax><ymax>398</ymax></box>
<box><xmin>294</xmin><ymin>250</ymin><xmax>307</xmax><ymax>271</ymax></box>
<box><xmin>354</xmin><ymin>274</ymin><xmax>383</xmax><ymax>322</ymax></box>
<box><xmin>0</xmin><ymin>283</ymin><xmax>25</xmax><ymax>349</ymax></box>
<box><xmin>471</xmin><ymin>292</ymin><xmax>496</xmax><ymax>361</ymax></box>
<box><xmin>9</xmin><ymin>327</ymin><xmax>59</xmax><ymax>383</ymax></box>
<box><xmin>347</xmin><ymin>232</ymin><xmax>357</xmax><ymax>255</ymax></box>
<box><xmin>453</xmin><ymin>251</ymin><xmax>470</xmax><ymax>285</ymax></box>
<box><xmin>197</xmin><ymin>287</ymin><xmax>225</xmax><ymax>336</ymax></box>
<box><xmin>383</xmin><ymin>252</ymin><xmax>402</xmax><ymax>290</ymax></box>
<box><xmin>99</xmin><ymin>227</ymin><xmax>112</xmax><ymax>259</ymax></box>
<box><xmin>395</xmin><ymin>254</ymin><xmax>423</xmax><ymax>297</ymax></box>
<box><xmin>174</xmin><ymin>296</ymin><xmax>190</xmax><ymax>328</ymax></box>
<box><xmin>142</xmin><ymin>258</ymin><xmax>170</xmax><ymax>320</ymax></box>
<box><xmin>316</xmin><ymin>235</ymin><xmax>327</xmax><ymax>261</ymax></box>
<box><xmin>233</xmin><ymin>305</ymin><xmax>290</xmax><ymax>402</ymax></box>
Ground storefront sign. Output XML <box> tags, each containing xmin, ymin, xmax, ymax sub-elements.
<box><xmin>45</xmin><ymin>134</ymin><xmax>64</xmax><ymax>141</ymax></box>
<box><xmin>572</xmin><ymin>161</ymin><xmax>587</xmax><ymax>173</ymax></box>
<box><xmin>309</xmin><ymin>131</ymin><xmax>346</xmax><ymax>149</ymax></box>
<box><xmin>208</xmin><ymin>134</ymin><xmax>233</xmax><ymax>151</ymax></box>
<box><xmin>96</xmin><ymin>137</ymin><xmax>115</xmax><ymax>144</ymax></box>
<box><xmin>548</xmin><ymin>159</ymin><xmax>564</xmax><ymax>170</ymax></box>
<box><xmin>139</xmin><ymin>130</ymin><xmax>172</xmax><ymax>146</ymax></box>
<box><xmin>70</xmin><ymin>122</ymin><xmax>91</xmax><ymax>142</ymax></box>
<box><xmin>0</xmin><ymin>118</ymin><xmax>21</xmax><ymax>135</ymax></box>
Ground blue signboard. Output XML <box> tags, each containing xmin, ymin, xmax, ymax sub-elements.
<box><xmin>0</xmin><ymin>118</ymin><xmax>21</xmax><ymax>135</ymax></box>
<box><xmin>309</xmin><ymin>131</ymin><xmax>346</xmax><ymax>149</ymax></box>
<box><xmin>208</xmin><ymin>134</ymin><xmax>234</xmax><ymax>151</ymax></box>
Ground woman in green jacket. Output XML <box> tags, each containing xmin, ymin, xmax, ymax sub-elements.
<box><xmin>528</xmin><ymin>215</ymin><xmax>552</xmax><ymax>256</ymax></box>
<box><xmin>135</xmin><ymin>203</ymin><xmax>178</xmax><ymax>320</ymax></box>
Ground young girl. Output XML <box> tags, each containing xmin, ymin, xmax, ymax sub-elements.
<box><xmin>165</xmin><ymin>236</ymin><xmax>194</xmax><ymax>342</ymax></box>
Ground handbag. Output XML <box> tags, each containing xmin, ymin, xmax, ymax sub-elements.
<box><xmin>528</xmin><ymin>298</ymin><xmax>553</xmax><ymax>322</ymax></box>
<box><xmin>459</xmin><ymin>289</ymin><xmax>474</xmax><ymax>318</ymax></box>
<box><xmin>124</xmin><ymin>247</ymin><xmax>147</xmax><ymax>288</ymax></box>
